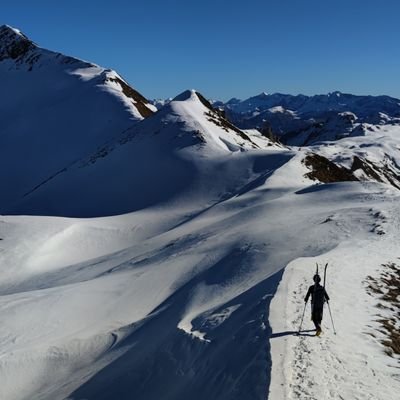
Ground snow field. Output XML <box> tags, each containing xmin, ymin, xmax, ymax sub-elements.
<box><xmin>2</xmin><ymin>155</ymin><xmax>398</xmax><ymax>399</ymax></box>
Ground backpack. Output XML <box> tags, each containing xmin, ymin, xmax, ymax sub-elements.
<box><xmin>313</xmin><ymin>285</ymin><xmax>326</xmax><ymax>308</ymax></box>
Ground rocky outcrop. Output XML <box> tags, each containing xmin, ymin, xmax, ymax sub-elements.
<box><xmin>303</xmin><ymin>153</ymin><xmax>358</xmax><ymax>183</ymax></box>
<box><xmin>0</xmin><ymin>25</ymin><xmax>35</xmax><ymax>63</ymax></box>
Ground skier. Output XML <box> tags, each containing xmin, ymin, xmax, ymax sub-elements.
<box><xmin>304</xmin><ymin>274</ymin><xmax>330</xmax><ymax>336</ymax></box>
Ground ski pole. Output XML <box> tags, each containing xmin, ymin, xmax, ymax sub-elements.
<box><xmin>327</xmin><ymin>302</ymin><xmax>337</xmax><ymax>335</ymax></box>
<box><xmin>297</xmin><ymin>301</ymin><xmax>307</xmax><ymax>334</ymax></box>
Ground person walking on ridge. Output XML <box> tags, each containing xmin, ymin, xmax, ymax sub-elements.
<box><xmin>304</xmin><ymin>274</ymin><xmax>330</xmax><ymax>336</ymax></box>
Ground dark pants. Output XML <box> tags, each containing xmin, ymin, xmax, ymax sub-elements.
<box><xmin>311</xmin><ymin>307</ymin><xmax>323</xmax><ymax>330</ymax></box>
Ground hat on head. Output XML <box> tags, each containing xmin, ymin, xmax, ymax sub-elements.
<box><xmin>313</xmin><ymin>274</ymin><xmax>321</xmax><ymax>283</ymax></box>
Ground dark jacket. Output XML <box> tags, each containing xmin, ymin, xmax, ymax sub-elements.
<box><xmin>305</xmin><ymin>284</ymin><xmax>329</xmax><ymax>309</ymax></box>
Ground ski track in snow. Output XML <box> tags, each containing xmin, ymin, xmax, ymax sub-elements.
<box><xmin>270</xmin><ymin>198</ymin><xmax>400</xmax><ymax>400</ymax></box>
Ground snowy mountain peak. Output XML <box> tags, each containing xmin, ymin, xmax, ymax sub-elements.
<box><xmin>162</xmin><ymin>89</ymin><xmax>260</xmax><ymax>151</ymax></box>
<box><xmin>172</xmin><ymin>89</ymin><xmax>217</xmax><ymax>112</ymax></box>
<box><xmin>328</xmin><ymin>90</ymin><xmax>343</xmax><ymax>97</ymax></box>
<box><xmin>0</xmin><ymin>24</ymin><xmax>25</xmax><ymax>38</ymax></box>
<box><xmin>0</xmin><ymin>24</ymin><xmax>159</xmax><ymax>215</ymax></box>
<box><xmin>172</xmin><ymin>89</ymin><xmax>199</xmax><ymax>102</ymax></box>
<box><xmin>0</xmin><ymin>24</ymin><xmax>35</xmax><ymax>61</ymax></box>
<box><xmin>0</xmin><ymin>24</ymin><xmax>155</xmax><ymax>119</ymax></box>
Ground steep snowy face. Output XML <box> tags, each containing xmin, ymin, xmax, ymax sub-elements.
<box><xmin>164</xmin><ymin>89</ymin><xmax>260</xmax><ymax>151</ymax></box>
<box><xmin>142</xmin><ymin>89</ymin><xmax>283</xmax><ymax>156</ymax></box>
<box><xmin>0</xmin><ymin>25</ymin><xmax>155</xmax><ymax>213</ymax></box>
<box><xmin>0</xmin><ymin>25</ymin><xmax>155</xmax><ymax>117</ymax></box>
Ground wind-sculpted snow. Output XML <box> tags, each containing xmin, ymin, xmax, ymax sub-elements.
<box><xmin>2</xmin><ymin>153</ymin><xmax>397</xmax><ymax>399</ymax></box>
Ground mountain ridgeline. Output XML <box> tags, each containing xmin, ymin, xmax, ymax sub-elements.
<box><xmin>1</xmin><ymin>25</ymin><xmax>400</xmax><ymax>217</ymax></box>
<box><xmin>0</xmin><ymin>25</ymin><xmax>268</xmax><ymax>217</ymax></box>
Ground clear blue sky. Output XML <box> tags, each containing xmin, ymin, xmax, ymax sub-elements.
<box><xmin>2</xmin><ymin>0</ymin><xmax>400</xmax><ymax>100</ymax></box>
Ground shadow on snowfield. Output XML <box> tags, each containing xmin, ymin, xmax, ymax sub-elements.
<box><xmin>68</xmin><ymin>267</ymin><xmax>284</xmax><ymax>400</ymax></box>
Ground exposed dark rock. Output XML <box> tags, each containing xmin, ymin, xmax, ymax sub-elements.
<box><xmin>351</xmin><ymin>156</ymin><xmax>383</xmax><ymax>182</ymax></box>
<box><xmin>204</xmin><ymin>111</ymin><xmax>257</xmax><ymax>146</ymax></box>
<box><xmin>351</xmin><ymin>155</ymin><xmax>400</xmax><ymax>190</ymax></box>
<box><xmin>260</xmin><ymin>124</ymin><xmax>282</xmax><ymax>144</ymax></box>
<box><xmin>192</xmin><ymin>91</ymin><xmax>259</xmax><ymax>148</ymax></box>
<box><xmin>365</xmin><ymin>262</ymin><xmax>400</xmax><ymax>358</ymax></box>
<box><xmin>106</xmin><ymin>76</ymin><xmax>154</xmax><ymax>118</ymax></box>
<box><xmin>303</xmin><ymin>153</ymin><xmax>358</xmax><ymax>183</ymax></box>
<box><xmin>195</xmin><ymin>91</ymin><xmax>215</xmax><ymax>112</ymax></box>
<box><xmin>0</xmin><ymin>25</ymin><xmax>35</xmax><ymax>62</ymax></box>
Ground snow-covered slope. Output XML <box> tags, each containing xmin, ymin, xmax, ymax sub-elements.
<box><xmin>0</xmin><ymin>25</ymin><xmax>155</xmax><ymax>214</ymax></box>
<box><xmin>5</xmin><ymin>89</ymin><xmax>276</xmax><ymax>217</ymax></box>
<box><xmin>2</xmin><ymin>152</ymin><xmax>400</xmax><ymax>400</ymax></box>
<box><xmin>0</xmin><ymin>25</ymin><xmax>271</xmax><ymax>217</ymax></box>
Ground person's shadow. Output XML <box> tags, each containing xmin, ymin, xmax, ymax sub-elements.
<box><xmin>270</xmin><ymin>329</ymin><xmax>316</xmax><ymax>338</ymax></box>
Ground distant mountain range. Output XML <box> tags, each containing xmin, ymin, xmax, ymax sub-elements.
<box><xmin>218</xmin><ymin>91</ymin><xmax>400</xmax><ymax>146</ymax></box>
